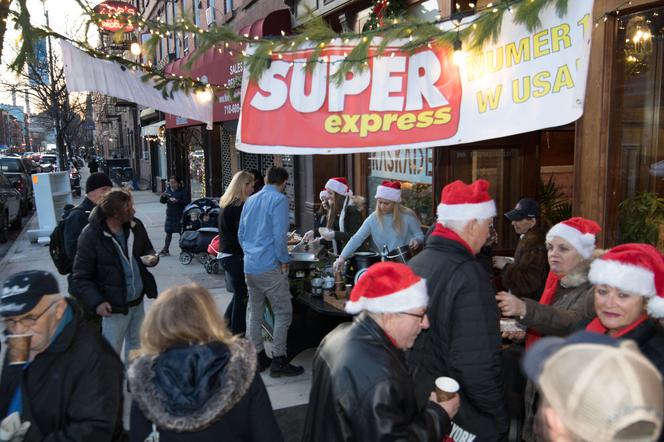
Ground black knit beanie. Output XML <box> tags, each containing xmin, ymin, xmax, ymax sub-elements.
<box><xmin>85</xmin><ymin>172</ymin><xmax>113</xmax><ymax>193</ymax></box>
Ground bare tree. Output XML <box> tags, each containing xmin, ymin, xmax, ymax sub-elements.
<box><xmin>0</xmin><ymin>51</ymin><xmax>89</xmax><ymax>166</ymax></box>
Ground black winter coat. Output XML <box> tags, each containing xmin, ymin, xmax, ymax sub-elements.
<box><xmin>501</xmin><ymin>227</ymin><xmax>549</xmax><ymax>300</ymax></box>
<box><xmin>63</xmin><ymin>197</ymin><xmax>95</xmax><ymax>294</ymax></box>
<box><xmin>0</xmin><ymin>299</ymin><xmax>125</xmax><ymax>442</ymax></box>
<box><xmin>218</xmin><ymin>203</ymin><xmax>243</xmax><ymax>256</ymax></box>
<box><xmin>302</xmin><ymin>313</ymin><xmax>451</xmax><ymax>442</ymax></box>
<box><xmin>72</xmin><ymin>206</ymin><xmax>158</xmax><ymax>314</ymax></box>
<box><xmin>408</xmin><ymin>235</ymin><xmax>509</xmax><ymax>441</ymax></box>
<box><xmin>161</xmin><ymin>187</ymin><xmax>189</xmax><ymax>234</ymax></box>
<box><xmin>128</xmin><ymin>339</ymin><xmax>282</xmax><ymax>442</ymax></box>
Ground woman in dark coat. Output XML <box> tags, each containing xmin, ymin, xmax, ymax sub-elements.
<box><xmin>158</xmin><ymin>176</ymin><xmax>189</xmax><ymax>256</ymax></box>
<box><xmin>218</xmin><ymin>170</ymin><xmax>254</xmax><ymax>336</ymax></box>
<box><xmin>585</xmin><ymin>243</ymin><xmax>664</xmax><ymax>377</ymax></box>
<box><xmin>128</xmin><ymin>284</ymin><xmax>283</xmax><ymax>442</ymax></box>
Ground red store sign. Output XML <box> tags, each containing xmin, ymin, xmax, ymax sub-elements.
<box><xmin>93</xmin><ymin>1</ymin><xmax>138</xmax><ymax>33</ymax></box>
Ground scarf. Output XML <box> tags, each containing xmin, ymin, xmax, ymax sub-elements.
<box><xmin>586</xmin><ymin>313</ymin><xmax>649</xmax><ymax>338</ymax></box>
<box><xmin>431</xmin><ymin>224</ymin><xmax>474</xmax><ymax>255</ymax></box>
<box><xmin>525</xmin><ymin>272</ymin><xmax>560</xmax><ymax>348</ymax></box>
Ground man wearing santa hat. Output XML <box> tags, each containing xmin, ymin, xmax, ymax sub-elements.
<box><xmin>408</xmin><ymin>179</ymin><xmax>508</xmax><ymax>441</ymax></box>
<box><xmin>302</xmin><ymin>262</ymin><xmax>459</xmax><ymax>442</ymax></box>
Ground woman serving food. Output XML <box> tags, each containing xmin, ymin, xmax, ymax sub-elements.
<box><xmin>333</xmin><ymin>181</ymin><xmax>423</xmax><ymax>272</ymax></box>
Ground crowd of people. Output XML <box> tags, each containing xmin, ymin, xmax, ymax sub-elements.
<box><xmin>0</xmin><ymin>168</ymin><xmax>663</xmax><ymax>442</ymax></box>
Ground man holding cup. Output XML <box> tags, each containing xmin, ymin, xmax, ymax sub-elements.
<box><xmin>0</xmin><ymin>271</ymin><xmax>124</xmax><ymax>441</ymax></box>
<box><xmin>302</xmin><ymin>262</ymin><xmax>459</xmax><ymax>441</ymax></box>
<box><xmin>72</xmin><ymin>188</ymin><xmax>159</xmax><ymax>363</ymax></box>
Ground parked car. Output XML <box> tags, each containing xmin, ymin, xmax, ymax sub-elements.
<box><xmin>0</xmin><ymin>156</ymin><xmax>34</xmax><ymax>216</ymax></box>
<box><xmin>0</xmin><ymin>171</ymin><xmax>22</xmax><ymax>243</ymax></box>
<box><xmin>39</xmin><ymin>154</ymin><xmax>58</xmax><ymax>172</ymax></box>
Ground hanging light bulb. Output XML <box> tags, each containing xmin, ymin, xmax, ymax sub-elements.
<box><xmin>130</xmin><ymin>42</ymin><xmax>142</xmax><ymax>56</ymax></box>
<box><xmin>196</xmin><ymin>86</ymin><xmax>213</xmax><ymax>103</ymax></box>
<box><xmin>452</xmin><ymin>38</ymin><xmax>464</xmax><ymax>66</ymax></box>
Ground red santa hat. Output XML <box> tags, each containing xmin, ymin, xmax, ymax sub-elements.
<box><xmin>437</xmin><ymin>179</ymin><xmax>496</xmax><ymax>221</ymax></box>
<box><xmin>588</xmin><ymin>243</ymin><xmax>664</xmax><ymax>318</ymax></box>
<box><xmin>546</xmin><ymin>217</ymin><xmax>601</xmax><ymax>259</ymax></box>
<box><xmin>375</xmin><ymin>181</ymin><xmax>402</xmax><ymax>203</ymax></box>
<box><xmin>319</xmin><ymin>189</ymin><xmax>330</xmax><ymax>202</ymax></box>
<box><xmin>345</xmin><ymin>262</ymin><xmax>428</xmax><ymax>314</ymax></box>
<box><xmin>325</xmin><ymin>177</ymin><xmax>352</xmax><ymax>196</ymax></box>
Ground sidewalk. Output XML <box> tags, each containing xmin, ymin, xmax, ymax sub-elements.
<box><xmin>0</xmin><ymin>185</ymin><xmax>313</xmax><ymax>414</ymax></box>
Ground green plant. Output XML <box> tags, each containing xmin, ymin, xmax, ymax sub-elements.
<box><xmin>538</xmin><ymin>177</ymin><xmax>572</xmax><ymax>226</ymax></box>
<box><xmin>618</xmin><ymin>192</ymin><xmax>664</xmax><ymax>246</ymax></box>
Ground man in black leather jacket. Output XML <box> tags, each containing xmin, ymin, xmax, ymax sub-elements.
<box><xmin>302</xmin><ymin>262</ymin><xmax>458</xmax><ymax>442</ymax></box>
<box><xmin>409</xmin><ymin>180</ymin><xmax>508</xmax><ymax>441</ymax></box>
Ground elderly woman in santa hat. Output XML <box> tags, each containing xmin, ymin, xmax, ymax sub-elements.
<box><xmin>333</xmin><ymin>181</ymin><xmax>424</xmax><ymax>272</ymax></box>
<box><xmin>496</xmin><ymin>216</ymin><xmax>602</xmax><ymax>442</ymax></box>
<box><xmin>584</xmin><ymin>243</ymin><xmax>664</xmax><ymax>377</ymax></box>
<box><xmin>303</xmin><ymin>178</ymin><xmax>365</xmax><ymax>255</ymax></box>
<box><xmin>496</xmin><ymin>217</ymin><xmax>601</xmax><ymax>343</ymax></box>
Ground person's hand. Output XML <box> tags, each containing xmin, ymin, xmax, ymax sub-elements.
<box><xmin>493</xmin><ymin>256</ymin><xmax>512</xmax><ymax>269</ymax></box>
<box><xmin>0</xmin><ymin>412</ymin><xmax>31</xmax><ymax>442</ymax></box>
<box><xmin>502</xmin><ymin>330</ymin><xmax>527</xmax><ymax>342</ymax></box>
<box><xmin>496</xmin><ymin>291</ymin><xmax>526</xmax><ymax>318</ymax></box>
<box><xmin>281</xmin><ymin>263</ymin><xmax>289</xmax><ymax>274</ymax></box>
<box><xmin>96</xmin><ymin>302</ymin><xmax>112</xmax><ymax>317</ymax></box>
<box><xmin>302</xmin><ymin>230</ymin><xmax>314</xmax><ymax>243</ymax></box>
<box><xmin>409</xmin><ymin>238</ymin><xmax>421</xmax><ymax>250</ymax></box>
<box><xmin>321</xmin><ymin>230</ymin><xmax>334</xmax><ymax>241</ymax></box>
<box><xmin>333</xmin><ymin>256</ymin><xmax>346</xmax><ymax>273</ymax></box>
<box><xmin>429</xmin><ymin>392</ymin><xmax>460</xmax><ymax>419</ymax></box>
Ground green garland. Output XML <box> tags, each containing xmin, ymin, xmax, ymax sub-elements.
<box><xmin>5</xmin><ymin>0</ymin><xmax>596</xmax><ymax>97</ymax></box>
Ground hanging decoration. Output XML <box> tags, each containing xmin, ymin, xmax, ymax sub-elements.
<box><xmin>1</xmin><ymin>0</ymin><xmax>642</xmax><ymax>100</ymax></box>
<box><xmin>366</xmin><ymin>0</ymin><xmax>408</xmax><ymax>31</ymax></box>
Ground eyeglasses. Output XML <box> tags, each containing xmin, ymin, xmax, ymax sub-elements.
<box><xmin>399</xmin><ymin>311</ymin><xmax>428</xmax><ymax>322</ymax></box>
<box><xmin>4</xmin><ymin>301</ymin><xmax>60</xmax><ymax>330</ymax></box>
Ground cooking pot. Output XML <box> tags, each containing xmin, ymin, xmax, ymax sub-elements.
<box><xmin>351</xmin><ymin>251</ymin><xmax>381</xmax><ymax>270</ymax></box>
<box><xmin>386</xmin><ymin>245</ymin><xmax>413</xmax><ymax>264</ymax></box>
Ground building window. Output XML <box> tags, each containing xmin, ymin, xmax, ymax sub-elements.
<box><xmin>224</xmin><ymin>0</ymin><xmax>232</xmax><ymax>15</ymax></box>
<box><xmin>608</xmin><ymin>6</ymin><xmax>664</xmax><ymax>244</ymax></box>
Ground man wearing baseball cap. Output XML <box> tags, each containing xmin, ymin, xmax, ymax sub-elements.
<box><xmin>0</xmin><ymin>270</ymin><xmax>124</xmax><ymax>441</ymax></box>
<box><xmin>494</xmin><ymin>197</ymin><xmax>549</xmax><ymax>300</ymax></box>
<box><xmin>302</xmin><ymin>262</ymin><xmax>458</xmax><ymax>441</ymax></box>
<box><xmin>523</xmin><ymin>331</ymin><xmax>663</xmax><ymax>442</ymax></box>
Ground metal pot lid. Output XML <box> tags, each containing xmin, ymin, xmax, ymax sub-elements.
<box><xmin>353</xmin><ymin>251</ymin><xmax>379</xmax><ymax>257</ymax></box>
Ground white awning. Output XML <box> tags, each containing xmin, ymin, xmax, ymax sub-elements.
<box><xmin>141</xmin><ymin>121</ymin><xmax>164</xmax><ymax>137</ymax></box>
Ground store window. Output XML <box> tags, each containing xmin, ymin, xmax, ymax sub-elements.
<box><xmin>608</xmin><ymin>6</ymin><xmax>664</xmax><ymax>245</ymax></box>
<box><xmin>368</xmin><ymin>148</ymin><xmax>434</xmax><ymax>228</ymax></box>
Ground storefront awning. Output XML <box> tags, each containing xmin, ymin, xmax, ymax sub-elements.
<box><xmin>141</xmin><ymin>121</ymin><xmax>164</xmax><ymax>137</ymax></box>
<box><xmin>165</xmin><ymin>8</ymin><xmax>292</xmax><ymax>129</ymax></box>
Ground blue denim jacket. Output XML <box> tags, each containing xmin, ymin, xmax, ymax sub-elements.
<box><xmin>238</xmin><ymin>184</ymin><xmax>291</xmax><ymax>274</ymax></box>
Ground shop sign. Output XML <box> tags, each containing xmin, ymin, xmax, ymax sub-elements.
<box><xmin>370</xmin><ymin>148</ymin><xmax>432</xmax><ymax>184</ymax></box>
<box><xmin>93</xmin><ymin>1</ymin><xmax>138</xmax><ymax>33</ymax></box>
<box><xmin>237</xmin><ymin>0</ymin><xmax>593</xmax><ymax>154</ymax></box>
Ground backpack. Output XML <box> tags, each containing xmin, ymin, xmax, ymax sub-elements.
<box><xmin>49</xmin><ymin>206</ymin><xmax>83</xmax><ymax>275</ymax></box>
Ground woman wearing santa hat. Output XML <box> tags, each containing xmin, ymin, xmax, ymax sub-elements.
<box><xmin>585</xmin><ymin>243</ymin><xmax>664</xmax><ymax>377</ymax></box>
<box><xmin>303</xmin><ymin>177</ymin><xmax>365</xmax><ymax>255</ymax></box>
<box><xmin>496</xmin><ymin>216</ymin><xmax>602</xmax><ymax>442</ymax></box>
<box><xmin>333</xmin><ymin>181</ymin><xmax>424</xmax><ymax>272</ymax></box>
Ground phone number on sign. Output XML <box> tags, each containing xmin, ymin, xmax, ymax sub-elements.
<box><xmin>224</xmin><ymin>103</ymin><xmax>240</xmax><ymax>114</ymax></box>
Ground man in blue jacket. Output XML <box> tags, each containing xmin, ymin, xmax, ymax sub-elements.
<box><xmin>238</xmin><ymin>166</ymin><xmax>303</xmax><ymax>377</ymax></box>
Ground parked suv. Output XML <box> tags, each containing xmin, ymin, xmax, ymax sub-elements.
<box><xmin>39</xmin><ymin>154</ymin><xmax>58</xmax><ymax>172</ymax></box>
<box><xmin>0</xmin><ymin>156</ymin><xmax>34</xmax><ymax>216</ymax></box>
<box><xmin>0</xmin><ymin>171</ymin><xmax>22</xmax><ymax>243</ymax></box>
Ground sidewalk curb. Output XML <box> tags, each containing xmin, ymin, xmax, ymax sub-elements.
<box><xmin>0</xmin><ymin>211</ymin><xmax>37</xmax><ymax>270</ymax></box>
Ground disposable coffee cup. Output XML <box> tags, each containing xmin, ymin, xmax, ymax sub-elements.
<box><xmin>435</xmin><ymin>377</ymin><xmax>459</xmax><ymax>402</ymax></box>
<box><xmin>7</xmin><ymin>334</ymin><xmax>32</xmax><ymax>365</ymax></box>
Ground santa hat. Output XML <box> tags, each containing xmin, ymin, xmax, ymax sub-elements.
<box><xmin>319</xmin><ymin>189</ymin><xmax>330</xmax><ymax>202</ymax></box>
<box><xmin>375</xmin><ymin>181</ymin><xmax>402</xmax><ymax>203</ymax></box>
<box><xmin>588</xmin><ymin>243</ymin><xmax>664</xmax><ymax>318</ymax></box>
<box><xmin>546</xmin><ymin>217</ymin><xmax>601</xmax><ymax>259</ymax></box>
<box><xmin>325</xmin><ymin>177</ymin><xmax>352</xmax><ymax>196</ymax></box>
<box><xmin>437</xmin><ymin>179</ymin><xmax>496</xmax><ymax>221</ymax></box>
<box><xmin>345</xmin><ymin>262</ymin><xmax>428</xmax><ymax>314</ymax></box>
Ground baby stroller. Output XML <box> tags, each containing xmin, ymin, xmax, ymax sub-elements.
<box><xmin>205</xmin><ymin>235</ymin><xmax>222</xmax><ymax>274</ymax></box>
<box><xmin>179</xmin><ymin>198</ymin><xmax>220</xmax><ymax>265</ymax></box>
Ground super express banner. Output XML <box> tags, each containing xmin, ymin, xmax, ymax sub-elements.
<box><xmin>237</xmin><ymin>0</ymin><xmax>593</xmax><ymax>154</ymax></box>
